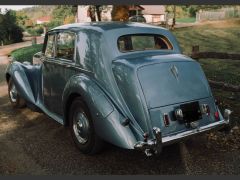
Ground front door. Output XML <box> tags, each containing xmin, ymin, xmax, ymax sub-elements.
<box><xmin>42</xmin><ymin>31</ymin><xmax>76</xmax><ymax>116</ymax></box>
<box><xmin>50</xmin><ymin>31</ymin><xmax>76</xmax><ymax>116</ymax></box>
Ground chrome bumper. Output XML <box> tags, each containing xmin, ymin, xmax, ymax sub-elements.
<box><xmin>134</xmin><ymin>109</ymin><xmax>232</xmax><ymax>156</ymax></box>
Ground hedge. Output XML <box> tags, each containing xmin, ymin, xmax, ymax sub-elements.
<box><xmin>11</xmin><ymin>44</ymin><xmax>43</xmax><ymax>63</ymax></box>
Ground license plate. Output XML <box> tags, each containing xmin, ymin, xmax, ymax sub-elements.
<box><xmin>180</xmin><ymin>101</ymin><xmax>202</xmax><ymax>123</ymax></box>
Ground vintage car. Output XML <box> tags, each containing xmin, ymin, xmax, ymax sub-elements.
<box><xmin>5</xmin><ymin>22</ymin><xmax>232</xmax><ymax>156</ymax></box>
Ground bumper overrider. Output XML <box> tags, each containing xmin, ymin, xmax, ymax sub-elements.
<box><xmin>134</xmin><ymin>109</ymin><xmax>232</xmax><ymax>156</ymax></box>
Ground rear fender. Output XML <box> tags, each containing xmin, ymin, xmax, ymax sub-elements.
<box><xmin>63</xmin><ymin>74</ymin><xmax>137</xmax><ymax>149</ymax></box>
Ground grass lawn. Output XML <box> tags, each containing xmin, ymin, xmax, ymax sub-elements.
<box><xmin>11</xmin><ymin>44</ymin><xmax>43</xmax><ymax>63</ymax></box>
<box><xmin>176</xmin><ymin>17</ymin><xmax>196</xmax><ymax>23</ymax></box>
<box><xmin>172</xmin><ymin>19</ymin><xmax>240</xmax><ymax>122</ymax></box>
<box><xmin>172</xmin><ymin>19</ymin><xmax>240</xmax><ymax>85</ymax></box>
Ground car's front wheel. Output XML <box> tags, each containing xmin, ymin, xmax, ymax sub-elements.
<box><xmin>69</xmin><ymin>97</ymin><xmax>103</xmax><ymax>154</ymax></box>
<box><xmin>8</xmin><ymin>77</ymin><xmax>26</xmax><ymax>108</ymax></box>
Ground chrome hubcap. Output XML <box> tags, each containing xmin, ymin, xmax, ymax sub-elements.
<box><xmin>9</xmin><ymin>83</ymin><xmax>17</xmax><ymax>103</ymax></box>
<box><xmin>73</xmin><ymin>110</ymin><xmax>90</xmax><ymax>144</ymax></box>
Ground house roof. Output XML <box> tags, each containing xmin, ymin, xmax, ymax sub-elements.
<box><xmin>36</xmin><ymin>16</ymin><xmax>51</xmax><ymax>22</ymax></box>
<box><xmin>129</xmin><ymin>5</ymin><xmax>144</xmax><ymax>11</ymax></box>
<box><xmin>141</xmin><ymin>5</ymin><xmax>166</xmax><ymax>15</ymax></box>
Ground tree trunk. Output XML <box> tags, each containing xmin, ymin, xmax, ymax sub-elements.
<box><xmin>172</xmin><ymin>5</ymin><xmax>176</xmax><ymax>29</ymax></box>
<box><xmin>95</xmin><ymin>5</ymin><xmax>102</xmax><ymax>21</ymax></box>
<box><xmin>88</xmin><ymin>6</ymin><xmax>96</xmax><ymax>22</ymax></box>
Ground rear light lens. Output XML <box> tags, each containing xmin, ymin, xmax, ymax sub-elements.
<box><xmin>214</xmin><ymin>111</ymin><xmax>220</xmax><ymax>121</ymax></box>
<box><xmin>163</xmin><ymin>113</ymin><xmax>170</xmax><ymax>127</ymax></box>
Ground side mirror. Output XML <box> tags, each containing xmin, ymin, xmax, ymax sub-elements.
<box><xmin>32</xmin><ymin>51</ymin><xmax>44</xmax><ymax>65</ymax></box>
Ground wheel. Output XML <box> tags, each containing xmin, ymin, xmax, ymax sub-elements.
<box><xmin>69</xmin><ymin>97</ymin><xmax>103</xmax><ymax>154</ymax></box>
<box><xmin>8</xmin><ymin>77</ymin><xmax>26</xmax><ymax>108</ymax></box>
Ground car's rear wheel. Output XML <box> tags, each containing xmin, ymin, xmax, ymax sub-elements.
<box><xmin>8</xmin><ymin>77</ymin><xmax>26</xmax><ymax>108</ymax></box>
<box><xmin>69</xmin><ymin>97</ymin><xmax>103</xmax><ymax>154</ymax></box>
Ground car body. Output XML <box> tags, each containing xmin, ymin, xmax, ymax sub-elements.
<box><xmin>129</xmin><ymin>15</ymin><xmax>146</xmax><ymax>23</ymax></box>
<box><xmin>5</xmin><ymin>22</ymin><xmax>232</xmax><ymax>156</ymax></box>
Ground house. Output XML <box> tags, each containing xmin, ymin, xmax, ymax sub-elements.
<box><xmin>36</xmin><ymin>16</ymin><xmax>51</xmax><ymax>25</ymax></box>
<box><xmin>141</xmin><ymin>5</ymin><xmax>167</xmax><ymax>24</ymax></box>
<box><xmin>76</xmin><ymin>5</ymin><xmax>167</xmax><ymax>24</ymax></box>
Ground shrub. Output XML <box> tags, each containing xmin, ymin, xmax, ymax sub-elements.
<box><xmin>11</xmin><ymin>44</ymin><xmax>43</xmax><ymax>63</ymax></box>
<box><xmin>26</xmin><ymin>26</ymin><xmax>44</xmax><ymax>36</ymax></box>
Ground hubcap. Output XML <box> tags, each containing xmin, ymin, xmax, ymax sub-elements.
<box><xmin>9</xmin><ymin>83</ymin><xmax>18</xmax><ymax>103</ymax></box>
<box><xmin>73</xmin><ymin>110</ymin><xmax>90</xmax><ymax>144</ymax></box>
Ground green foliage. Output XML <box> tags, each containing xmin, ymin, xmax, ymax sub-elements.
<box><xmin>46</xmin><ymin>20</ymin><xmax>62</xmax><ymax>29</ymax></box>
<box><xmin>11</xmin><ymin>44</ymin><xmax>43</xmax><ymax>63</ymax></box>
<box><xmin>176</xmin><ymin>17</ymin><xmax>196</xmax><ymax>23</ymax></box>
<box><xmin>0</xmin><ymin>10</ymin><xmax>23</xmax><ymax>45</ymax></box>
<box><xmin>26</xmin><ymin>26</ymin><xmax>44</xmax><ymax>36</ymax></box>
<box><xmin>17</xmin><ymin>5</ymin><xmax>55</xmax><ymax>22</ymax></box>
<box><xmin>50</xmin><ymin>5</ymin><xmax>77</xmax><ymax>26</ymax></box>
<box><xmin>188</xmin><ymin>5</ymin><xmax>224</xmax><ymax>17</ymax></box>
<box><xmin>167</xmin><ymin>5</ymin><xmax>225</xmax><ymax>18</ymax></box>
<box><xmin>64</xmin><ymin>15</ymin><xmax>76</xmax><ymax>24</ymax></box>
<box><xmin>172</xmin><ymin>19</ymin><xmax>240</xmax><ymax>85</ymax></box>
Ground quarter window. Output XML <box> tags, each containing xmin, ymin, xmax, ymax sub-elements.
<box><xmin>45</xmin><ymin>34</ymin><xmax>55</xmax><ymax>58</ymax></box>
<box><xmin>56</xmin><ymin>32</ymin><xmax>75</xmax><ymax>60</ymax></box>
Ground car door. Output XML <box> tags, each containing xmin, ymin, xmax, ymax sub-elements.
<box><xmin>50</xmin><ymin>31</ymin><xmax>77</xmax><ymax>116</ymax></box>
<box><xmin>42</xmin><ymin>32</ymin><xmax>56</xmax><ymax>112</ymax></box>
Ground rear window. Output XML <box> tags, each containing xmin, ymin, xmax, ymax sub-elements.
<box><xmin>117</xmin><ymin>34</ymin><xmax>173</xmax><ymax>52</ymax></box>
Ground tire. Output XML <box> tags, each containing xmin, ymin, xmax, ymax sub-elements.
<box><xmin>69</xmin><ymin>97</ymin><xmax>103</xmax><ymax>154</ymax></box>
<box><xmin>8</xmin><ymin>77</ymin><xmax>26</xmax><ymax>108</ymax></box>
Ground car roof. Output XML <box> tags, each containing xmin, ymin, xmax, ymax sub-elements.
<box><xmin>49</xmin><ymin>22</ymin><xmax>167</xmax><ymax>33</ymax></box>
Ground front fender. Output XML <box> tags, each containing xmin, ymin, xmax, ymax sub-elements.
<box><xmin>5</xmin><ymin>62</ymin><xmax>40</xmax><ymax>104</ymax></box>
<box><xmin>63</xmin><ymin>74</ymin><xmax>137</xmax><ymax>149</ymax></box>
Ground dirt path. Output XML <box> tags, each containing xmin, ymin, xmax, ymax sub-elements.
<box><xmin>0</xmin><ymin>37</ymin><xmax>43</xmax><ymax>56</ymax></box>
<box><xmin>0</xmin><ymin>41</ymin><xmax>240</xmax><ymax>175</ymax></box>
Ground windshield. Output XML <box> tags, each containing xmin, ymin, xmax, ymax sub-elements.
<box><xmin>117</xmin><ymin>34</ymin><xmax>173</xmax><ymax>52</ymax></box>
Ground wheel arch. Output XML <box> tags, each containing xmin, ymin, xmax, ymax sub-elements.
<box><xmin>62</xmin><ymin>74</ymin><xmax>138</xmax><ymax>149</ymax></box>
<box><xmin>63</xmin><ymin>92</ymin><xmax>82</xmax><ymax>126</ymax></box>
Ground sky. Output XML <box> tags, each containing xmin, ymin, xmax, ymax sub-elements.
<box><xmin>0</xmin><ymin>5</ymin><xmax>33</xmax><ymax>12</ymax></box>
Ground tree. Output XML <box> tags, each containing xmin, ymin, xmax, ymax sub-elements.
<box><xmin>64</xmin><ymin>15</ymin><xmax>76</xmax><ymax>24</ymax></box>
<box><xmin>111</xmin><ymin>5</ymin><xmax>129</xmax><ymax>21</ymax></box>
<box><xmin>87</xmin><ymin>5</ymin><xmax>109</xmax><ymax>22</ymax></box>
<box><xmin>0</xmin><ymin>9</ymin><xmax>23</xmax><ymax>45</ymax></box>
<box><xmin>52</xmin><ymin>5</ymin><xmax>77</xmax><ymax>23</ymax></box>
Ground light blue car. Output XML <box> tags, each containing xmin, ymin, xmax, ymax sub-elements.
<box><xmin>6</xmin><ymin>22</ymin><xmax>232</xmax><ymax>156</ymax></box>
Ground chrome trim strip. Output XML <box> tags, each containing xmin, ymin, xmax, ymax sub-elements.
<box><xmin>162</xmin><ymin>119</ymin><xmax>228</xmax><ymax>145</ymax></box>
<box><xmin>43</xmin><ymin>59</ymin><xmax>93</xmax><ymax>74</ymax></box>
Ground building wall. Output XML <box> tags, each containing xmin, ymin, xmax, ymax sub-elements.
<box><xmin>143</xmin><ymin>14</ymin><xmax>166</xmax><ymax>24</ymax></box>
<box><xmin>100</xmin><ymin>5</ymin><xmax>113</xmax><ymax>21</ymax></box>
<box><xmin>77</xmin><ymin>6</ymin><xmax>91</xmax><ymax>22</ymax></box>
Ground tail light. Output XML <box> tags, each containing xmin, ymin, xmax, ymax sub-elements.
<box><xmin>214</xmin><ymin>111</ymin><xmax>220</xmax><ymax>121</ymax></box>
<box><xmin>163</xmin><ymin>113</ymin><xmax>170</xmax><ymax>127</ymax></box>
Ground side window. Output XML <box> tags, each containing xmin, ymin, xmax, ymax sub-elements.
<box><xmin>56</xmin><ymin>32</ymin><xmax>75</xmax><ymax>60</ymax></box>
<box><xmin>45</xmin><ymin>34</ymin><xmax>55</xmax><ymax>58</ymax></box>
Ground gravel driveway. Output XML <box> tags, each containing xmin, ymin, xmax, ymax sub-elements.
<box><xmin>0</xmin><ymin>42</ymin><xmax>240</xmax><ymax>175</ymax></box>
